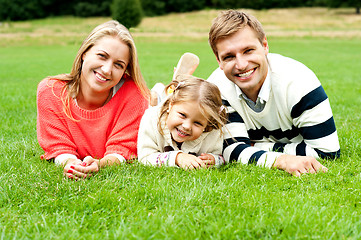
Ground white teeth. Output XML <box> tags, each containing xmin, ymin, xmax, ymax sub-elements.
<box><xmin>177</xmin><ymin>128</ymin><xmax>189</xmax><ymax>136</ymax></box>
<box><xmin>96</xmin><ymin>73</ymin><xmax>107</xmax><ymax>81</ymax></box>
<box><xmin>238</xmin><ymin>69</ymin><xmax>254</xmax><ymax>78</ymax></box>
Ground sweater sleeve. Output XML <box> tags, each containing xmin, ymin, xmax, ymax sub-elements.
<box><xmin>104</xmin><ymin>80</ymin><xmax>149</xmax><ymax>160</ymax></box>
<box><xmin>36</xmin><ymin>79</ymin><xmax>79</xmax><ymax>160</ymax></box>
<box><xmin>222</xmin><ymin>100</ymin><xmax>283</xmax><ymax>168</ymax></box>
<box><xmin>137</xmin><ymin>107</ymin><xmax>180</xmax><ymax>167</ymax></box>
<box><xmin>267</xmin><ymin>55</ymin><xmax>340</xmax><ymax>159</ymax></box>
<box><xmin>201</xmin><ymin>129</ymin><xmax>225</xmax><ymax>167</ymax></box>
<box><xmin>277</xmin><ymin>84</ymin><xmax>340</xmax><ymax>159</ymax></box>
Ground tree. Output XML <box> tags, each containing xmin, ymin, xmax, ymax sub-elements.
<box><xmin>327</xmin><ymin>0</ymin><xmax>361</xmax><ymax>14</ymax></box>
<box><xmin>111</xmin><ymin>0</ymin><xmax>143</xmax><ymax>28</ymax></box>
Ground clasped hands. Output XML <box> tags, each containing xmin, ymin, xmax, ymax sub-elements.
<box><xmin>175</xmin><ymin>152</ymin><xmax>215</xmax><ymax>170</ymax></box>
<box><xmin>63</xmin><ymin>156</ymin><xmax>99</xmax><ymax>180</ymax></box>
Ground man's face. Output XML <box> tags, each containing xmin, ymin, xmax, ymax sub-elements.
<box><xmin>216</xmin><ymin>26</ymin><xmax>269</xmax><ymax>101</ymax></box>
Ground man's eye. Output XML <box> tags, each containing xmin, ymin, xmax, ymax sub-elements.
<box><xmin>223</xmin><ymin>56</ymin><xmax>233</xmax><ymax>61</ymax></box>
<box><xmin>245</xmin><ymin>49</ymin><xmax>254</xmax><ymax>54</ymax></box>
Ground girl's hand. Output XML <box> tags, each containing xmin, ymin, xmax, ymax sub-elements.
<box><xmin>198</xmin><ymin>153</ymin><xmax>215</xmax><ymax>168</ymax></box>
<box><xmin>175</xmin><ymin>152</ymin><xmax>206</xmax><ymax>170</ymax></box>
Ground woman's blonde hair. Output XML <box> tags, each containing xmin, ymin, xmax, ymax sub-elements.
<box><xmin>209</xmin><ymin>10</ymin><xmax>266</xmax><ymax>60</ymax></box>
<box><xmin>47</xmin><ymin>20</ymin><xmax>149</xmax><ymax>118</ymax></box>
<box><xmin>158</xmin><ymin>75</ymin><xmax>227</xmax><ymax>134</ymax></box>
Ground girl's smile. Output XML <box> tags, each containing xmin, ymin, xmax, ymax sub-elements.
<box><xmin>166</xmin><ymin>101</ymin><xmax>208</xmax><ymax>144</ymax></box>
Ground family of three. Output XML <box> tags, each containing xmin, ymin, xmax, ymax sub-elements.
<box><xmin>37</xmin><ymin>10</ymin><xmax>340</xmax><ymax>180</ymax></box>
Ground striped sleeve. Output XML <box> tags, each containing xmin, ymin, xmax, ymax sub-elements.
<box><xmin>222</xmin><ymin>99</ymin><xmax>282</xmax><ymax>168</ymax></box>
<box><xmin>252</xmin><ymin>85</ymin><xmax>340</xmax><ymax>159</ymax></box>
<box><xmin>289</xmin><ymin>85</ymin><xmax>340</xmax><ymax>159</ymax></box>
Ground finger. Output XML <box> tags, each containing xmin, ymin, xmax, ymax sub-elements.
<box><xmin>194</xmin><ymin>158</ymin><xmax>206</xmax><ymax>168</ymax></box>
<box><xmin>320</xmin><ymin>166</ymin><xmax>328</xmax><ymax>172</ymax></box>
<box><xmin>70</xmin><ymin>164</ymin><xmax>98</xmax><ymax>174</ymax></box>
<box><xmin>292</xmin><ymin>170</ymin><xmax>301</xmax><ymax>177</ymax></box>
<box><xmin>202</xmin><ymin>160</ymin><xmax>214</xmax><ymax>167</ymax></box>
<box><xmin>82</xmin><ymin>173</ymin><xmax>93</xmax><ymax>179</ymax></box>
<box><xmin>308</xmin><ymin>167</ymin><xmax>316</xmax><ymax>174</ymax></box>
<box><xmin>189</xmin><ymin>161</ymin><xmax>201</xmax><ymax>169</ymax></box>
<box><xmin>66</xmin><ymin>173</ymin><xmax>80</xmax><ymax>181</ymax></box>
<box><xmin>198</xmin><ymin>155</ymin><xmax>207</xmax><ymax>160</ymax></box>
<box><xmin>312</xmin><ymin>160</ymin><xmax>328</xmax><ymax>173</ymax></box>
<box><xmin>66</xmin><ymin>167</ymin><xmax>90</xmax><ymax>179</ymax></box>
<box><xmin>83</xmin><ymin>156</ymin><xmax>94</xmax><ymax>164</ymax></box>
<box><xmin>83</xmin><ymin>163</ymin><xmax>100</xmax><ymax>173</ymax></box>
<box><xmin>184</xmin><ymin>164</ymin><xmax>194</xmax><ymax>170</ymax></box>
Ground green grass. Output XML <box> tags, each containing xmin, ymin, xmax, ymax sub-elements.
<box><xmin>1</xmin><ymin>9</ymin><xmax>361</xmax><ymax>239</ymax></box>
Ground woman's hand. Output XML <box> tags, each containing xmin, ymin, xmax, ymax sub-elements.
<box><xmin>64</xmin><ymin>157</ymin><xmax>99</xmax><ymax>180</ymax></box>
<box><xmin>64</xmin><ymin>155</ymin><xmax>122</xmax><ymax>180</ymax></box>
<box><xmin>63</xmin><ymin>158</ymin><xmax>83</xmax><ymax>180</ymax></box>
<box><xmin>175</xmin><ymin>152</ymin><xmax>206</xmax><ymax>170</ymax></box>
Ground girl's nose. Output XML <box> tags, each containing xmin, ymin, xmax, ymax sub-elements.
<box><xmin>182</xmin><ymin>120</ymin><xmax>191</xmax><ymax>130</ymax></box>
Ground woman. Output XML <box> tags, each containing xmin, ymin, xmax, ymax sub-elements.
<box><xmin>37</xmin><ymin>20</ymin><xmax>149</xmax><ymax>180</ymax></box>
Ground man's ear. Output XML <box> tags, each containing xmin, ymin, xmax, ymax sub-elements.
<box><xmin>216</xmin><ymin>55</ymin><xmax>224</xmax><ymax>70</ymax></box>
<box><xmin>262</xmin><ymin>37</ymin><xmax>269</xmax><ymax>55</ymax></box>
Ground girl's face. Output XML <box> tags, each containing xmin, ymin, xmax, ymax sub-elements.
<box><xmin>166</xmin><ymin>101</ymin><xmax>208</xmax><ymax>143</ymax></box>
<box><xmin>80</xmin><ymin>36</ymin><xmax>129</xmax><ymax>95</ymax></box>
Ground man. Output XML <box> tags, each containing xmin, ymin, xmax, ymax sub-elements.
<box><xmin>207</xmin><ymin>10</ymin><xmax>340</xmax><ymax>176</ymax></box>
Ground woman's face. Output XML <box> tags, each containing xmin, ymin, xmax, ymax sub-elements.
<box><xmin>80</xmin><ymin>36</ymin><xmax>130</xmax><ymax>95</ymax></box>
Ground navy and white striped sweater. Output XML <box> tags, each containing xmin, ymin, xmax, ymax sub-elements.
<box><xmin>208</xmin><ymin>53</ymin><xmax>340</xmax><ymax>168</ymax></box>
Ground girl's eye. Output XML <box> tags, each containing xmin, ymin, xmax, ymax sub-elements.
<box><xmin>178</xmin><ymin>112</ymin><xmax>186</xmax><ymax>118</ymax></box>
<box><xmin>98</xmin><ymin>53</ymin><xmax>106</xmax><ymax>58</ymax></box>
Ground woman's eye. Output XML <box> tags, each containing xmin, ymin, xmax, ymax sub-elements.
<box><xmin>115</xmin><ymin>63</ymin><xmax>124</xmax><ymax>69</ymax></box>
<box><xmin>98</xmin><ymin>53</ymin><xmax>106</xmax><ymax>58</ymax></box>
<box><xmin>194</xmin><ymin>122</ymin><xmax>203</xmax><ymax>127</ymax></box>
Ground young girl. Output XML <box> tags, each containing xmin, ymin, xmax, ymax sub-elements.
<box><xmin>37</xmin><ymin>20</ymin><xmax>149</xmax><ymax>180</ymax></box>
<box><xmin>138</xmin><ymin>76</ymin><xmax>227</xmax><ymax>169</ymax></box>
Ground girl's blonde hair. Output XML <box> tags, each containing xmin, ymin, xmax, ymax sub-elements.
<box><xmin>47</xmin><ymin>20</ymin><xmax>149</xmax><ymax>119</ymax></box>
<box><xmin>158</xmin><ymin>75</ymin><xmax>227</xmax><ymax>134</ymax></box>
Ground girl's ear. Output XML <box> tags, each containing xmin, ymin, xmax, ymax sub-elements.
<box><xmin>168</xmin><ymin>102</ymin><xmax>173</xmax><ymax>110</ymax></box>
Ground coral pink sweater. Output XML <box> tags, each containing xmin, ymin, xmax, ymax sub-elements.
<box><xmin>36</xmin><ymin>77</ymin><xmax>149</xmax><ymax>161</ymax></box>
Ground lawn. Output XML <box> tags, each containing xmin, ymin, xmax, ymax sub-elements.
<box><xmin>0</xmin><ymin>8</ymin><xmax>361</xmax><ymax>239</ymax></box>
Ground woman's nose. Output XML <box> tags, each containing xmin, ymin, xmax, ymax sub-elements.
<box><xmin>101</xmin><ymin>61</ymin><xmax>112</xmax><ymax>75</ymax></box>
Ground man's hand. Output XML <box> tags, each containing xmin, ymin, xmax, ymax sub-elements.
<box><xmin>273</xmin><ymin>154</ymin><xmax>328</xmax><ymax>177</ymax></box>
